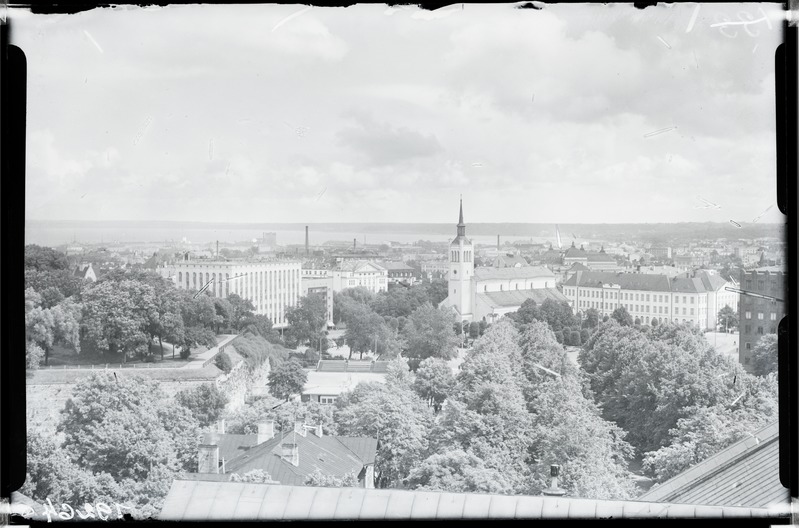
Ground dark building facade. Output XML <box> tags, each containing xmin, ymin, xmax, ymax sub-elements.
<box><xmin>738</xmin><ymin>267</ymin><xmax>785</xmax><ymax>370</ymax></box>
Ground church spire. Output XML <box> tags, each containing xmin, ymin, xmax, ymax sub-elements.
<box><xmin>457</xmin><ymin>196</ymin><xmax>466</xmax><ymax>237</ymax></box>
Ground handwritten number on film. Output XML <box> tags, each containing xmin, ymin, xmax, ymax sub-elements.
<box><xmin>711</xmin><ymin>7</ymin><xmax>772</xmax><ymax>38</ymax></box>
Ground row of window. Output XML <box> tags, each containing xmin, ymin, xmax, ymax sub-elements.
<box><xmin>450</xmin><ymin>250</ymin><xmax>473</xmax><ymax>263</ymax></box>
<box><xmin>577</xmin><ymin>299</ymin><xmax>703</xmax><ymax>317</ymax></box>
<box><xmin>566</xmin><ymin>288</ymin><xmax>704</xmax><ymax>305</ymax></box>
<box><xmin>743</xmin><ymin>325</ymin><xmax>776</xmax><ymax>335</ymax></box>
<box><xmin>744</xmin><ymin>279</ymin><xmax>780</xmax><ymax>291</ymax></box>
<box><xmin>744</xmin><ymin>311</ymin><xmax>778</xmax><ymax>320</ymax></box>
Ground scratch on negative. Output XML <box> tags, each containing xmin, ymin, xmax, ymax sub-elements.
<box><xmin>83</xmin><ymin>30</ymin><xmax>104</xmax><ymax>54</ymax></box>
<box><xmin>656</xmin><ymin>36</ymin><xmax>672</xmax><ymax>49</ymax></box>
<box><xmin>272</xmin><ymin>6</ymin><xmax>313</xmax><ymax>32</ymax></box>
<box><xmin>644</xmin><ymin>126</ymin><xmax>677</xmax><ymax>138</ymax></box>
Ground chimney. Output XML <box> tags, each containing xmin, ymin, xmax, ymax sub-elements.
<box><xmin>542</xmin><ymin>464</ymin><xmax>566</xmax><ymax>496</ymax></box>
<box><xmin>216</xmin><ymin>419</ymin><xmax>226</xmax><ymax>434</ymax></box>
<box><xmin>257</xmin><ymin>420</ymin><xmax>275</xmax><ymax>444</ymax></box>
<box><xmin>281</xmin><ymin>443</ymin><xmax>300</xmax><ymax>466</ymax></box>
<box><xmin>197</xmin><ymin>444</ymin><xmax>220</xmax><ymax>474</ymax></box>
<box><xmin>305</xmin><ymin>226</ymin><xmax>309</xmax><ymax>255</ymax></box>
<box><xmin>294</xmin><ymin>422</ymin><xmax>307</xmax><ymax>437</ymax></box>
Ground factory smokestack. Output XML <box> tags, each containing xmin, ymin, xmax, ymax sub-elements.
<box><xmin>353</xmin><ymin>238</ymin><xmax>357</xmax><ymax>248</ymax></box>
<box><xmin>305</xmin><ymin>226</ymin><xmax>309</xmax><ymax>255</ymax></box>
<box><xmin>497</xmin><ymin>235</ymin><xmax>500</xmax><ymax>250</ymax></box>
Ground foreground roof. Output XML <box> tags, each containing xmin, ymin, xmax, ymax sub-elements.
<box><xmin>159</xmin><ymin>481</ymin><xmax>786</xmax><ymax>520</ymax></box>
<box><xmin>637</xmin><ymin>421</ymin><xmax>787</xmax><ymax>508</ymax></box>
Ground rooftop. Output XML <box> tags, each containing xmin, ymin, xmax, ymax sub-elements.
<box><xmin>637</xmin><ymin>421</ymin><xmax>787</xmax><ymax>509</ymax></box>
<box><xmin>563</xmin><ymin>270</ymin><xmax>730</xmax><ymax>294</ymax></box>
<box><xmin>477</xmin><ymin>288</ymin><xmax>569</xmax><ymax>309</ymax></box>
<box><xmin>473</xmin><ymin>266</ymin><xmax>555</xmax><ymax>281</ymax></box>
<box><xmin>218</xmin><ymin>431</ymin><xmax>377</xmax><ymax>486</ymax></box>
<box><xmin>159</xmin><ymin>481</ymin><xmax>786</xmax><ymax>521</ymax></box>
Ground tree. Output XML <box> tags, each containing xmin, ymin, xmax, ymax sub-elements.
<box><xmin>24</xmin><ymin>244</ymin><xmax>70</xmax><ymax>271</ymax></box>
<box><xmin>468</xmin><ymin>321</ymin><xmax>480</xmax><ymax>340</ymax></box>
<box><xmin>569</xmin><ymin>330</ymin><xmax>582</xmax><ymax>346</ymax></box>
<box><xmin>406</xmin><ymin>450</ymin><xmax>512</xmax><ymax>494</ymax></box>
<box><xmin>229</xmin><ymin>469</ymin><xmax>273</xmax><ymax>483</ymax></box>
<box><xmin>582</xmin><ymin>308</ymin><xmax>600</xmax><ymax>329</ymax></box>
<box><xmin>751</xmin><ymin>334</ymin><xmax>778</xmax><ymax>376</ymax></box>
<box><xmin>226</xmin><ymin>294</ymin><xmax>256</xmax><ymax>331</ymax></box>
<box><xmin>214</xmin><ymin>350</ymin><xmax>233</xmax><ymax>374</ymax></box>
<box><xmin>580</xmin><ymin>320</ymin><xmax>772</xmax><ymax>454</ymax></box>
<box><xmin>285</xmin><ymin>294</ymin><xmax>327</xmax><ymax>347</ymax></box>
<box><xmin>267</xmin><ymin>358</ymin><xmax>308</xmax><ymax>401</ymax></box>
<box><xmin>344</xmin><ymin>304</ymin><xmax>386</xmax><ymax>359</ymax></box>
<box><xmin>240</xmin><ymin>314</ymin><xmax>281</xmax><ymax>343</ymax></box>
<box><xmin>304</xmin><ymin>469</ymin><xmax>358</xmax><ymax>487</ymax></box>
<box><xmin>717</xmin><ymin>304</ymin><xmax>738</xmax><ymax>332</ymax></box>
<box><xmin>412</xmin><ymin>357</ymin><xmax>455</xmax><ymax>412</ymax></box>
<box><xmin>58</xmin><ymin>373</ymin><xmax>200</xmax><ymax>481</ymax></box>
<box><xmin>611</xmin><ymin>306</ymin><xmax>633</xmax><ymax>327</ymax></box>
<box><xmin>537</xmin><ymin>299</ymin><xmax>576</xmax><ymax>332</ymax></box>
<box><xmin>25</xmin><ymin>289</ymin><xmax>82</xmax><ymax>367</ymax></box>
<box><xmin>335</xmin><ymin>381</ymin><xmax>433</xmax><ymax>488</ymax></box>
<box><xmin>425</xmin><ymin>279</ymin><xmax>449</xmax><ymax>308</ymax></box>
<box><xmin>512</xmin><ymin>299</ymin><xmax>541</xmax><ymax>325</ymax></box>
<box><xmin>176</xmin><ymin>383</ymin><xmax>230</xmax><ymax>427</ymax></box>
<box><xmin>21</xmin><ymin>431</ymin><xmax>122</xmax><ymax>507</ymax></box>
<box><xmin>643</xmin><ymin>373</ymin><xmax>777</xmax><ymax>482</ymax></box>
<box><xmin>81</xmin><ymin>280</ymin><xmax>155</xmax><ymax>361</ymax></box>
<box><xmin>402</xmin><ymin>303</ymin><xmax>459</xmax><ymax>368</ymax></box>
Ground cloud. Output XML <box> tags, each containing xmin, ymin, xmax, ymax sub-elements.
<box><xmin>336</xmin><ymin>111</ymin><xmax>444</xmax><ymax>167</ymax></box>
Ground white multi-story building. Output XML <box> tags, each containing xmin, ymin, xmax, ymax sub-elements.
<box><xmin>562</xmin><ymin>269</ymin><xmax>738</xmax><ymax>330</ymax></box>
<box><xmin>329</xmin><ymin>261</ymin><xmax>388</xmax><ymax>294</ymax></box>
<box><xmin>161</xmin><ymin>259</ymin><xmax>302</xmax><ymax>328</ymax></box>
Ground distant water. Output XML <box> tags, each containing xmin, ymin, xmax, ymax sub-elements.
<box><xmin>24</xmin><ymin>223</ymin><xmax>552</xmax><ymax>248</ymax></box>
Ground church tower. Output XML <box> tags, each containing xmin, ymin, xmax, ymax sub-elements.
<box><xmin>448</xmin><ymin>197</ymin><xmax>474</xmax><ymax>320</ymax></box>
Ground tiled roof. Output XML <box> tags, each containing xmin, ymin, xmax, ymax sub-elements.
<box><xmin>159</xmin><ymin>481</ymin><xmax>785</xmax><ymax>520</ymax></box>
<box><xmin>202</xmin><ymin>432</ymin><xmax>259</xmax><ymax>464</ymax></box>
<box><xmin>563</xmin><ymin>271</ymin><xmax>672</xmax><ymax>292</ymax></box>
<box><xmin>569</xmin><ymin>263</ymin><xmax>590</xmax><ymax>271</ymax></box>
<box><xmin>378</xmin><ymin>261</ymin><xmax>414</xmax><ymax>271</ymax></box>
<box><xmin>473</xmin><ymin>266</ymin><xmax>555</xmax><ymax>281</ymax></box>
<box><xmin>477</xmin><ymin>288</ymin><xmax>569</xmax><ymax>309</ymax></box>
<box><xmin>638</xmin><ymin>422</ymin><xmax>786</xmax><ymax>508</ymax></box>
<box><xmin>494</xmin><ymin>255</ymin><xmax>528</xmax><ymax>267</ymax></box>
<box><xmin>335</xmin><ymin>437</ymin><xmax>378</xmax><ymax>466</ymax></box>
<box><xmin>338</xmin><ymin>261</ymin><xmax>386</xmax><ymax>273</ymax></box>
<box><xmin>220</xmin><ymin>431</ymin><xmax>376</xmax><ymax>486</ymax></box>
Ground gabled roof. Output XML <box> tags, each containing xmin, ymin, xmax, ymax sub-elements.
<box><xmin>473</xmin><ymin>266</ymin><xmax>555</xmax><ymax>281</ymax></box>
<box><xmin>477</xmin><ymin>288</ymin><xmax>569</xmax><ymax>309</ymax></box>
<box><xmin>337</xmin><ymin>261</ymin><xmax>386</xmax><ymax>273</ymax></box>
<box><xmin>637</xmin><ymin>421</ymin><xmax>787</xmax><ymax>509</ymax></box>
<box><xmin>378</xmin><ymin>261</ymin><xmax>414</xmax><ymax>272</ymax></box>
<box><xmin>203</xmin><ymin>431</ymin><xmax>259</xmax><ymax>464</ymax></box>
<box><xmin>563</xmin><ymin>271</ymin><xmax>673</xmax><ymax>292</ymax></box>
<box><xmin>219</xmin><ymin>431</ymin><xmax>376</xmax><ymax>486</ymax></box>
<box><xmin>160</xmin><ymin>481</ymin><xmax>785</xmax><ymax>520</ymax></box>
<box><xmin>494</xmin><ymin>254</ymin><xmax>528</xmax><ymax>268</ymax></box>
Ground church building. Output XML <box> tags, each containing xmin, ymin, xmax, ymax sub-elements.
<box><xmin>441</xmin><ymin>200</ymin><xmax>570</xmax><ymax>324</ymax></box>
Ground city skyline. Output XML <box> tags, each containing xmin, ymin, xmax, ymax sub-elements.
<box><xmin>13</xmin><ymin>3</ymin><xmax>786</xmax><ymax>225</ymax></box>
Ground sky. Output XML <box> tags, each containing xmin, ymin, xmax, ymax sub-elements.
<box><xmin>11</xmin><ymin>3</ymin><xmax>787</xmax><ymax>225</ymax></box>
